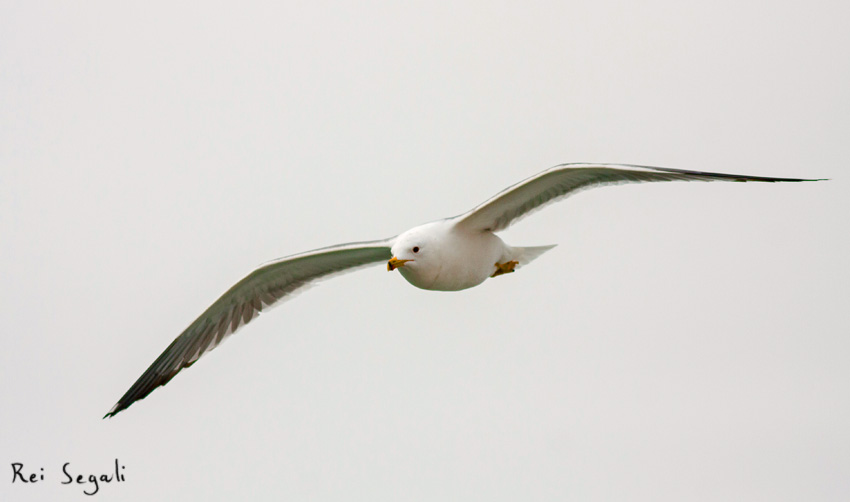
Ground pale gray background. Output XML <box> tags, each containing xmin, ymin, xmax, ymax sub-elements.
<box><xmin>2</xmin><ymin>1</ymin><xmax>848</xmax><ymax>500</ymax></box>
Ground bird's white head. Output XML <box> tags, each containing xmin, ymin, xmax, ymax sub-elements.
<box><xmin>387</xmin><ymin>221</ymin><xmax>448</xmax><ymax>289</ymax></box>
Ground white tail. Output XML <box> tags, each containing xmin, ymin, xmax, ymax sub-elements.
<box><xmin>512</xmin><ymin>244</ymin><xmax>557</xmax><ymax>267</ymax></box>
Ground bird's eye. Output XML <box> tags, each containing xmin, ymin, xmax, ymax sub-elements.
<box><xmin>412</xmin><ymin>246</ymin><xmax>420</xmax><ymax>253</ymax></box>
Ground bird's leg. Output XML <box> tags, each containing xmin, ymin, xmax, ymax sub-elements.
<box><xmin>491</xmin><ymin>260</ymin><xmax>519</xmax><ymax>278</ymax></box>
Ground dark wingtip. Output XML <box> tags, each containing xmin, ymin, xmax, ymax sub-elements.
<box><xmin>103</xmin><ymin>404</ymin><xmax>121</xmax><ymax>419</ymax></box>
<box><xmin>619</xmin><ymin>164</ymin><xmax>828</xmax><ymax>183</ymax></box>
<box><xmin>102</xmin><ymin>365</ymin><xmax>184</xmax><ymax>420</ymax></box>
<box><xmin>769</xmin><ymin>177</ymin><xmax>829</xmax><ymax>182</ymax></box>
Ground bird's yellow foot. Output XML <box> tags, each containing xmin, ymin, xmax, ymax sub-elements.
<box><xmin>491</xmin><ymin>260</ymin><xmax>519</xmax><ymax>278</ymax></box>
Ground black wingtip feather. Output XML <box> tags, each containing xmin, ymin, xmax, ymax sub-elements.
<box><xmin>619</xmin><ymin>164</ymin><xmax>826</xmax><ymax>183</ymax></box>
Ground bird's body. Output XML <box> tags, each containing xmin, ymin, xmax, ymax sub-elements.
<box><xmin>105</xmin><ymin>163</ymin><xmax>821</xmax><ymax>418</ymax></box>
<box><xmin>390</xmin><ymin>220</ymin><xmax>532</xmax><ymax>291</ymax></box>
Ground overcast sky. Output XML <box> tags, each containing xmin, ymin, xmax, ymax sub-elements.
<box><xmin>2</xmin><ymin>1</ymin><xmax>849</xmax><ymax>500</ymax></box>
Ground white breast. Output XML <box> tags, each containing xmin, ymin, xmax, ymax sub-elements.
<box><xmin>396</xmin><ymin>222</ymin><xmax>507</xmax><ymax>291</ymax></box>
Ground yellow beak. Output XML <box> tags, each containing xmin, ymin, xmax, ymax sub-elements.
<box><xmin>387</xmin><ymin>256</ymin><xmax>412</xmax><ymax>271</ymax></box>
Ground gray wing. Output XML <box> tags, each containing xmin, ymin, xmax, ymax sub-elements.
<box><xmin>105</xmin><ymin>239</ymin><xmax>393</xmax><ymax>418</ymax></box>
<box><xmin>453</xmin><ymin>163</ymin><xmax>820</xmax><ymax>233</ymax></box>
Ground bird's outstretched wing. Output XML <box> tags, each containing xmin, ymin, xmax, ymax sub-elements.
<box><xmin>454</xmin><ymin>163</ymin><xmax>821</xmax><ymax>233</ymax></box>
<box><xmin>104</xmin><ymin>240</ymin><xmax>393</xmax><ymax>418</ymax></box>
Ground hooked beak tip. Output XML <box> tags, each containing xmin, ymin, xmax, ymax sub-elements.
<box><xmin>387</xmin><ymin>256</ymin><xmax>410</xmax><ymax>271</ymax></box>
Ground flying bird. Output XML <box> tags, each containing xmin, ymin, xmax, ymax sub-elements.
<box><xmin>104</xmin><ymin>163</ymin><xmax>819</xmax><ymax>417</ymax></box>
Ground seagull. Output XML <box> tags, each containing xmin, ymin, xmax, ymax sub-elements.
<box><xmin>104</xmin><ymin>163</ymin><xmax>820</xmax><ymax>418</ymax></box>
